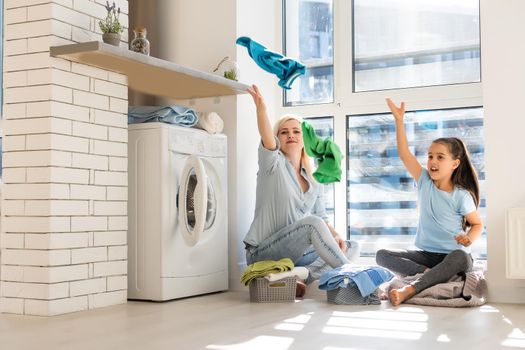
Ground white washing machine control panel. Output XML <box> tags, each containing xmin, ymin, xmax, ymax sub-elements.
<box><xmin>169</xmin><ymin>127</ymin><xmax>227</xmax><ymax>157</ymax></box>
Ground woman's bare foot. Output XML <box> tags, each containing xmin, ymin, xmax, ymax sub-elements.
<box><xmin>295</xmin><ymin>280</ymin><xmax>306</xmax><ymax>298</ymax></box>
<box><xmin>388</xmin><ymin>285</ymin><xmax>416</xmax><ymax>306</ymax></box>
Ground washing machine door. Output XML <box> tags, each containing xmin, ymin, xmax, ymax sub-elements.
<box><xmin>178</xmin><ymin>155</ymin><xmax>217</xmax><ymax>246</ymax></box>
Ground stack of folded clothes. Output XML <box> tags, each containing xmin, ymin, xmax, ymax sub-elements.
<box><xmin>240</xmin><ymin>258</ymin><xmax>309</xmax><ymax>286</ymax></box>
<box><xmin>241</xmin><ymin>258</ymin><xmax>310</xmax><ymax>302</ymax></box>
<box><xmin>128</xmin><ymin>105</ymin><xmax>198</xmax><ymax>126</ymax></box>
<box><xmin>319</xmin><ymin>264</ymin><xmax>394</xmax><ymax>305</ymax></box>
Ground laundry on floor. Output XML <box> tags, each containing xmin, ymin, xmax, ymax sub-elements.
<box><xmin>386</xmin><ymin>261</ymin><xmax>488</xmax><ymax>307</ymax></box>
<box><xmin>318</xmin><ymin>264</ymin><xmax>395</xmax><ymax>297</ymax></box>
<box><xmin>326</xmin><ymin>283</ymin><xmax>382</xmax><ymax>305</ymax></box>
<box><xmin>263</xmin><ymin>266</ymin><xmax>309</xmax><ymax>282</ymax></box>
<box><xmin>240</xmin><ymin>258</ymin><xmax>295</xmax><ymax>286</ymax></box>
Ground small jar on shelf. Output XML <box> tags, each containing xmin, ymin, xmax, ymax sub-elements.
<box><xmin>130</xmin><ymin>27</ymin><xmax>150</xmax><ymax>55</ymax></box>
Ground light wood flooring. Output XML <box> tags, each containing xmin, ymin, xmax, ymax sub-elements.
<box><xmin>1</xmin><ymin>289</ymin><xmax>525</xmax><ymax>350</ymax></box>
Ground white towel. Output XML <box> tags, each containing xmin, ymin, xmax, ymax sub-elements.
<box><xmin>195</xmin><ymin>111</ymin><xmax>224</xmax><ymax>134</ymax></box>
<box><xmin>264</xmin><ymin>267</ymin><xmax>309</xmax><ymax>282</ymax></box>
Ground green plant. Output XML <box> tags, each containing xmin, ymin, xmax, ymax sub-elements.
<box><xmin>99</xmin><ymin>1</ymin><xmax>123</xmax><ymax>34</ymax></box>
<box><xmin>224</xmin><ymin>70</ymin><xmax>238</xmax><ymax>81</ymax></box>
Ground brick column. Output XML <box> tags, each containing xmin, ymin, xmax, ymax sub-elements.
<box><xmin>1</xmin><ymin>0</ymin><xmax>129</xmax><ymax>316</ymax></box>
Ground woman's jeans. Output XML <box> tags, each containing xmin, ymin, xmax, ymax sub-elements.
<box><xmin>375</xmin><ymin>248</ymin><xmax>473</xmax><ymax>293</ymax></box>
<box><xmin>245</xmin><ymin>216</ymin><xmax>352</xmax><ymax>283</ymax></box>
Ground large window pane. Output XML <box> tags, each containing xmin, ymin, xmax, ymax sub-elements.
<box><xmin>353</xmin><ymin>0</ymin><xmax>481</xmax><ymax>92</ymax></box>
<box><xmin>304</xmin><ymin>116</ymin><xmax>335</xmax><ymax>224</ymax></box>
<box><xmin>347</xmin><ymin>107</ymin><xmax>486</xmax><ymax>258</ymax></box>
<box><xmin>284</xmin><ymin>0</ymin><xmax>333</xmax><ymax>106</ymax></box>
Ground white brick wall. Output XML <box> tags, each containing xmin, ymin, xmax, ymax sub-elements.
<box><xmin>1</xmin><ymin>0</ymin><xmax>129</xmax><ymax>316</ymax></box>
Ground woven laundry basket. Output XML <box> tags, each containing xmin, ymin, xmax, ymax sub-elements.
<box><xmin>249</xmin><ymin>277</ymin><xmax>297</xmax><ymax>302</ymax></box>
<box><xmin>326</xmin><ymin>285</ymin><xmax>381</xmax><ymax>305</ymax></box>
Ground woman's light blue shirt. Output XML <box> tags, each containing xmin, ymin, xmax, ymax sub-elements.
<box><xmin>415</xmin><ymin>169</ymin><xmax>477</xmax><ymax>253</ymax></box>
<box><xmin>243</xmin><ymin>138</ymin><xmax>328</xmax><ymax>247</ymax></box>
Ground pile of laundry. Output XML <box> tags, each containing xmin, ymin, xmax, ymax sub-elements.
<box><xmin>385</xmin><ymin>261</ymin><xmax>488</xmax><ymax>307</ymax></box>
<box><xmin>318</xmin><ymin>264</ymin><xmax>395</xmax><ymax>305</ymax></box>
<box><xmin>240</xmin><ymin>258</ymin><xmax>309</xmax><ymax>286</ymax></box>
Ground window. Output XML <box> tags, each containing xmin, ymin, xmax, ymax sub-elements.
<box><xmin>347</xmin><ymin>107</ymin><xmax>486</xmax><ymax>258</ymax></box>
<box><xmin>353</xmin><ymin>0</ymin><xmax>481</xmax><ymax>92</ymax></box>
<box><xmin>304</xmin><ymin>116</ymin><xmax>335</xmax><ymax>224</ymax></box>
<box><xmin>280</xmin><ymin>0</ymin><xmax>484</xmax><ymax>259</ymax></box>
<box><xmin>283</xmin><ymin>0</ymin><xmax>333</xmax><ymax>106</ymax></box>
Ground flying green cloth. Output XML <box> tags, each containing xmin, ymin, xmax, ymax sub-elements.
<box><xmin>301</xmin><ymin>121</ymin><xmax>343</xmax><ymax>184</ymax></box>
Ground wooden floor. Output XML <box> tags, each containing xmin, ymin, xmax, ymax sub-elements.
<box><xmin>1</xmin><ymin>289</ymin><xmax>525</xmax><ymax>350</ymax></box>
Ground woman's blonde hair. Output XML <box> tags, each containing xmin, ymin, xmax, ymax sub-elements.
<box><xmin>274</xmin><ymin>114</ymin><xmax>314</xmax><ymax>177</ymax></box>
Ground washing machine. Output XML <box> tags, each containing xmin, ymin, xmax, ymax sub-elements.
<box><xmin>128</xmin><ymin>122</ymin><xmax>228</xmax><ymax>301</ymax></box>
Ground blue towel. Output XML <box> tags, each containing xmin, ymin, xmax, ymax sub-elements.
<box><xmin>318</xmin><ymin>265</ymin><xmax>395</xmax><ymax>297</ymax></box>
<box><xmin>236</xmin><ymin>36</ymin><xmax>306</xmax><ymax>90</ymax></box>
<box><xmin>128</xmin><ymin>105</ymin><xmax>198</xmax><ymax>126</ymax></box>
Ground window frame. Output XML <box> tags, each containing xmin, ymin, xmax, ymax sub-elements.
<box><xmin>282</xmin><ymin>0</ymin><xmax>335</xmax><ymax>107</ymax></box>
<box><xmin>276</xmin><ymin>0</ymin><xmax>483</xmax><ymax>240</ymax></box>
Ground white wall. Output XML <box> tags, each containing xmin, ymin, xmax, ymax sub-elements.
<box><xmin>143</xmin><ymin>0</ymin><xmax>278</xmax><ymax>290</ymax></box>
<box><xmin>481</xmin><ymin>0</ymin><xmax>525</xmax><ymax>303</ymax></box>
<box><xmin>231</xmin><ymin>0</ymin><xmax>280</xmax><ymax>290</ymax></box>
<box><xmin>130</xmin><ymin>0</ymin><xmax>525</xmax><ymax>302</ymax></box>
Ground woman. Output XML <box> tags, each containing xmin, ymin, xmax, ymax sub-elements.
<box><xmin>243</xmin><ymin>85</ymin><xmax>358</xmax><ymax>294</ymax></box>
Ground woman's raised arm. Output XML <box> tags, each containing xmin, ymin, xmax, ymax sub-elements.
<box><xmin>247</xmin><ymin>84</ymin><xmax>277</xmax><ymax>150</ymax></box>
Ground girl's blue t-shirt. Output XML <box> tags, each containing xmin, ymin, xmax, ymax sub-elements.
<box><xmin>415</xmin><ymin>169</ymin><xmax>477</xmax><ymax>253</ymax></box>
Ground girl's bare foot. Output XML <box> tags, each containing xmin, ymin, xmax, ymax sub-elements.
<box><xmin>388</xmin><ymin>285</ymin><xmax>416</xmax><ymax>306</ymax></box>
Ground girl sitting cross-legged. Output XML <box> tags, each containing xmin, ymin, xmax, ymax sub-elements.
<box><xmin>376</xmin><ymin>98</ymin><xmax>484</xmax><ymax>306</ymax></box>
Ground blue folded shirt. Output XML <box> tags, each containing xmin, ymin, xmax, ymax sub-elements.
<box><xmin>319</xmin><ymin>264</ymin><xmax>394</xmax><ymax>297</ymax></box>
<box><xmin>128</xmin><ymin>105</ymin><xmax>198</xmax><ymax>126</ymax></box>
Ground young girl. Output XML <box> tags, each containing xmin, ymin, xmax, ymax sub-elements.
<box><xmin>243</xmin><ymin>85</ymin><xmax>358</xmax><ymax>294</ymax></box>
<box><xmin>376</xmin><ymin>98</ymin><xmax>483</xmax><ymax>306</ymax></box>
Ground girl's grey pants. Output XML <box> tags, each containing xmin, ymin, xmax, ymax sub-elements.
<box><xmin>375</xmin><ymin>248</ymin><xmax>473</xmax><ymax>293</ymax></box>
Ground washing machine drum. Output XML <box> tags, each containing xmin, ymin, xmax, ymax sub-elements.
<box><xmin>185</xmin><ymin>172</ymin><xmax>216</xmax><ymax>230</ymax></box>
<box><xmin>179</xmin><ymin>155</ymin><xmax>217</xmax><ymax>246</ymax></box>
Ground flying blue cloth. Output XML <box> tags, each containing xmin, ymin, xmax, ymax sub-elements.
<box><xmin>236</xmin><ymin>36</ymin><xmax>306</xmax><ymax>89</ymax></box>
<box><xmin>128</xmin><ymin>105</ymin><xmax>198</xmax><ymax>126</ymax></box>
<box><xmin>318</xmin><ymin>264</ymin><xmax>395</xmax><ymax>297</ymax></box>
<box><xmin>301</xmin><ymin>121</ymin><xmax>343</xmax><ymax>184</ymax></box>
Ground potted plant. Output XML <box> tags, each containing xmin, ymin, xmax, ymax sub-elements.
<box><xmin>99</xmin><ymin>1</ymin><xmax>123</xmax><ymax>46</ymax></box>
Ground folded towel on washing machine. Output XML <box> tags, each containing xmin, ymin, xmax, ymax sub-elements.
<box><xmin>128</xmin><ymin>105</ymin><xmax>198</xmax><ymax>126</ymax></box>
<box><xmin>195</xmin><ymin>111</ymin><xmax>224</xmax><ymax>134</ymax></box>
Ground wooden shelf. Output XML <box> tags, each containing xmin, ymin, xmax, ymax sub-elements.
<box><xmin>50</xmin><ymin>41</ymin><xmax>249</xmax><ymax>100</ymax></box>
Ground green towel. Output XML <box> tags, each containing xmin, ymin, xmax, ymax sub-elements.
<box><xmin>240</xmin><ymin>258</ymin><xmax>294</xmax><ymax>286</ymax></box>
<box><xmin>301</xmin><ymin>121</ymin><xmax>343</xmax><ymax>184</ymax></box>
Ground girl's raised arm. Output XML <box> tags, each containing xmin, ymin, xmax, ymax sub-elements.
<box><xmin>386</xmin><ymin>98</ymin><xmax>422</xmax><ymax>181</ymax></box>
<box><xmin>247</xmin><ymin>84</ymin><xmax>277</xmax><ymax>150</ymax></box>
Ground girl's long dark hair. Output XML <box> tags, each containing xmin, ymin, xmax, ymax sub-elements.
<box><xmin>433</xmin><ymin>137</ymin><xmax>480</xmax><ymax>230</ymax></box>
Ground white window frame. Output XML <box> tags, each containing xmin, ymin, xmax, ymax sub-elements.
<box><xmin>275</xmin><ymin>0</ymin><xmax>483</xmax><ymax>237</ymax></box>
